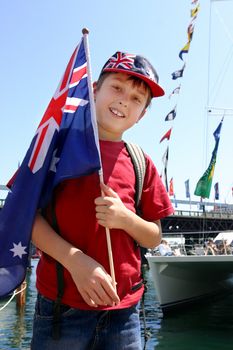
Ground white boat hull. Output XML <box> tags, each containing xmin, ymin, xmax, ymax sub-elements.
<box><xmin>146</xmin><ymin>254</ymin><xmax>233</xmax><ymax>310</ymax></box>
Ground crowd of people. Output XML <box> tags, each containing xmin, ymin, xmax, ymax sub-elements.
<box><xmin>205</xmin><ymin>239</ymin><xmax>232</xmax><ymax>255</ymax></box>
<box><xmin>150</xmin><ymin>238</ymin><xmax>233</xmax><ymax>257</ymax></box>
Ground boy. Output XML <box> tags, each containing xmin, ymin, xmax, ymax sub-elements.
<box><xmin>31</xmin><ymin>51</ymin><xmax>174</xmax><ymax>349</ymax></box>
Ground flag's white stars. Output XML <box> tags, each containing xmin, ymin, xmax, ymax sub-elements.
<box><xmin>50</xmin><ymin>149</ymin><xmax>60</xmax><ymax>172</ymax></box>
<box><xmin>10</xmin><ymin>242</ymin><xmax>27</xmax><ymax>259</ymax></box>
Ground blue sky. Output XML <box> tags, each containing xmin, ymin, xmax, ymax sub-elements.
<box><xmin>1</xmin><ymin>0</ymin><xmax>233</xmax><ymax>205</ymax></box>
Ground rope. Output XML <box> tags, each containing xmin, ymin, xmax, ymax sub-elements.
<box><xmin>0</xmin><ymin>284</ymin><xmax>27</xmax><ymax>311</ymax></box>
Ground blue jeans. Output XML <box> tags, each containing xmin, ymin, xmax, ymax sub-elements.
<box><xmin>31</xmin><ymin>294</ymin><xmax>142</xmax><ymax>350</ymax></box>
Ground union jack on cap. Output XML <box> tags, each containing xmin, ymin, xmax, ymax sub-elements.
<box><xmin>100</xmin><ymin>51</ymin><xmax>164</xmax><ymax>98</ymax></box>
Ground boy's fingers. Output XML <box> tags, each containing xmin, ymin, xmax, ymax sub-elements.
<box><xmin>80</xmin><ymin>290</ymin><xmax>98</xmax><ymax>308</ymax></box>
<box><xmin>80</xmin><ymin>277</ymin><xmax>119</xmax><ymax>307</ymax></box>
<box><xmin>100</xmin><ymin>182</ymin><xmax>119</xmax><ymax>198</ymax></box>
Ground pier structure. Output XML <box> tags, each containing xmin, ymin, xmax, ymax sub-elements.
<box><xmin>162</xmin><ymin>199</ymin><xmax>233</xmax><ymax>235</ymax></box>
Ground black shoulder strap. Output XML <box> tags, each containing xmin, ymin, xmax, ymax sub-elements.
<box><xmin>49</xmin><ymin>196</ymin><xmax>64</xmax><ymax>340</ymax></box>
<box><xmin>125</xmin><ymin>142</ymin><xmax>150</xmax><ymax>348</ymax></box>
<box><xmin>124</xmin><ymin>142</ymin><xmax>146</xmax><ymax>212</ymax></box>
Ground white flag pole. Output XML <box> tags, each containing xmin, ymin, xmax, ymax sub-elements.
<box><xmin>82</xmin><ymin>28</ymin><xmax>116</xmax><ymax>291</ymax></box>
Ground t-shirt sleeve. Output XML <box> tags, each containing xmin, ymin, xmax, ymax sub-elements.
<box><xmin>140</xmin><ymin>154</ymin><xmax>174</xmax><ymax>221</ymax></box>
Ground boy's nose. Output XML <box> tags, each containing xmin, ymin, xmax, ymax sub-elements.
<box><xmin>119</xmin><ymin>100</ymin><xmax>128</xmax><ymax>108</ymax></box>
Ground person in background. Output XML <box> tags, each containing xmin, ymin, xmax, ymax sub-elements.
<box><xmin>158</xmin><ymin>239</ymin><xmax>174</xmax><ymax>256</ymax></box>
<box><xmin>205</xmin><ymin>239</ymin><xmax>218</xmax><ymax>255</ymax></box>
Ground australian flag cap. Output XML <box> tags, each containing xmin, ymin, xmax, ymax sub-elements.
<box><xmin>100</xmin><ymin>51</ymin><xmax>165</xmax><ymax>98</ymax></box>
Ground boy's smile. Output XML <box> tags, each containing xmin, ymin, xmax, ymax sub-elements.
<box><xmin>109</xmin><ymin>107</ymin><xmax>125</xmax><ymax>119</ymax></box>
<box><xmin>94</xmin><ymin>73</ymin><xmax>149</xmax><ymax>141</ymax></box>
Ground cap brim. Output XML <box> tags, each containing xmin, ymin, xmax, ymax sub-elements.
<box><xmin>103</xmin><ymin>68</ymin><xmax>165</xmax><ymax>98</ymax></box>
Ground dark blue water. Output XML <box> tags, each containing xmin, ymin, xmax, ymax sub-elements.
<box><xmin>141</xmin><ymin>269</ymin><xmax>233</xmax><ymax>350</ymax></box>
<box><xmin>0</xmin><ymin>261</ymin><xmax>37</xmax><ymax>349</ymax></box>
<box><xmin>1</xmin><ymin>260</ymin><xmax>233</xmax><ymax>349</ymax></box>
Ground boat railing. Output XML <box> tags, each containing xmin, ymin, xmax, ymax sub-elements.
<box><xmin>148</xmin><ymin>241</ymin><xmax>233</xmax><ymax>257</ymax></box>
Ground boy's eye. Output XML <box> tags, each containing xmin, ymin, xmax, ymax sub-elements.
<box><xmin>112</xmin><ymin>85</ymin><xmax>121</xmax><ymax>91</ymax></box>
<box><xmin>133</xmin><ymin>96</ymin><xmax>142</xmax><ymax>104</ymax></box>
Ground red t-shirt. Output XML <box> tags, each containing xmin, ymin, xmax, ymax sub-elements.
<box><xmin>36</xmin><ymin>140</ymin><xmax>174</xmax><ymax>310</ymax></box>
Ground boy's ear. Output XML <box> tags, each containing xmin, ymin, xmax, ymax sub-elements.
<box><xmin>137</xmin><ymin>108</ymin><xmax>147</xmax><ymax>123</ymax></box>
<box><xmin>93</xmin><ymin>81</ymin><xmax>97</xmax><ymax>99</ymax></box>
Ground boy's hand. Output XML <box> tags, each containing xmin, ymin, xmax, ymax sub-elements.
<box><xmin>95</xmin><ymin>183</ymin><xmax>129</xmax><ymax>230</ymax></box>
<box><xmin>68</xmin><ymin>250</ymin><xmax>120</xmax><ymax>308</ymax></box>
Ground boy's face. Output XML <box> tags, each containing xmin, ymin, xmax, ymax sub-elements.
<box><xmin>94</xmin><ymin>73</ymin><xmax>150</xmax><ymax>141</ymax></box>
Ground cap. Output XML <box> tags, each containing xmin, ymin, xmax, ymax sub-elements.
<box><xmin>99</xmin><ymin>51</ymin><xmax>165</xmax><ymax>98</ymax></box>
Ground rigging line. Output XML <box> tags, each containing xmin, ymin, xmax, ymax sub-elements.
<box><xmin>209</xmin><ymin>45</ymin><xmax>233</xmax><ymax>105</ymax></box>
<box><xmin>208</xmin><ymin>113</ymin><xmax>233</xmax><ymax>116</ymax></box>
<box><xmin>0</xmin><ymin>284</ymin><xmax>27</xmax><ymax>311</ymax></box>
<box><xmin>207</xmin><ymin>107</ymin><xmax>233</xmax><ymax>111</ymax></box>
<box><xmin>0</xmin><ymin>293</ymin><xmax>16</xmax><ymax>311</ymax></box>
<box><xmin>210</xmin><ymin>1</ymin><xmax>233</xmax><ymax>105</ymax></box>
<box><xmin>214</xmin><ymin>4</ymin><xmax>233</xmax><ymax>45</ymax></box>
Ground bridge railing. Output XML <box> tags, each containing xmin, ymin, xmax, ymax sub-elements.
<box><xmin>173</xmin><ymin>209</ymin><xmax>233</xmax><ymax>219</ymax></box>
<box><xmin>1</xmin><ymin>197</ymin><xmax>233</xmax><ymax>220</ymax></box>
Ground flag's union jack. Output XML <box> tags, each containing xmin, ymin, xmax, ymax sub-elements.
<box><xmin>28</xmin><ymin>46</ymin><xmax>89</xmax><ymax>174</ymax></box>
<box><xmin>105</xmin><ymin>52</ymin><xmax>135</xmax><ymax>70</ymax></box>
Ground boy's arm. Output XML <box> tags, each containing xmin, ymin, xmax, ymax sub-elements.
<box><xmin>32</xmin><ymin>213</ymin><xmax>120</xmax><ymax>307</ymax></box>
<box><xmin>95</xmin><ymin>183</ymin><xmax>162</xmax><ymax>248</ymax></box>
<box><xmin>119</xmin><ymin>211</ymin><xmax>161</xmax><ymax>249</ymax></box>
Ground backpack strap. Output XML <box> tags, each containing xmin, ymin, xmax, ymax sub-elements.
<box><xmin>125</xmin><ymin>142</ymin><xmax>150</xmax><ymax>348</ymax></box>
<box><xmin>124</xmin><ymin>142</ymin><xmax>146</xmax><ymax>212</ymax></box>
<box><xmin>50</xmin><ymin>195</ymin><xmax>64</xmax><ymax>340</ymax></box>
<box><xmin>42</xmin><ymin>195</ymin><xmax>64</xmax><ymax>340</ymax></box>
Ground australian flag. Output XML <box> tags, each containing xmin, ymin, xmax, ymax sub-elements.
<box><xmin>0</xmin><ymin>37</ymin><xmax>101</xmax><ymax>298</ymax></box>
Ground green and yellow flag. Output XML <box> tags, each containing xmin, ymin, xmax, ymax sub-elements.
<box><xmin>194</xmin><ymin>119</ymin><xmax>223</xmax><ymax>199</ymax></box>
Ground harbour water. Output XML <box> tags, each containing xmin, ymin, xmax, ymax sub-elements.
<box><xmin>1</xmin><ymin>259</ymin><xmax>233</xmax><ymax>349</ymax></box>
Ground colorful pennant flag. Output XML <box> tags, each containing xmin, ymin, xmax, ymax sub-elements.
<box><xmin>194</xmin><ymin>119</ymin><xmax>223</xmax><ymax>199</ymax></box>
<box><xmin>185</xmin><ymin>179</ymin><xmax>190</xmax><ymax>198</ymax></box>
<box><xmin>171</xmin><ymin>64</ymin><xmax>185</xmax><ymax>80</ymax></box>
<box><xmin>165</xmin><ymin>106</ymin><xmax>176</xmax><ymax>121</ymax></box>
<box><xmin>179</xmin><ymin>41</ymin><xmax>191</xmax><ymax>61</ymax></box>
<box><xmin>0</xmin><ymin>35</ymin><xmax>101</xmax><ymax>298</ymax></box>
<box><xmin>161</xmin><ymin>146</ymin><xmax>169</xmax><ymax>192</ymax></box>
<box><xmin>169</xmin><ymin>177</ymin><xmax>174</xmax><ymax>196</ymax></box>
<box><xmin>187</xmin><ymin>23</ymin><xmax>194</xmax><ymax>42</ymax></box>
<box><xmin>169</xmin><ymin>85</ymin><xmax>181</xmax><ymax>99</ymax></box>
<box><xmin>191</xmin><ymin>4</ymin><xmax>200</xmax><ymax>18</ymax></box>
<box><xmin>159</xmin><ymin>128</ymin><xmax>172</xmax><ymax>143</ymax></box>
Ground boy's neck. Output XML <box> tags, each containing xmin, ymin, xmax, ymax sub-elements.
<box><xmin>98</xmin><ymin>129</ymin><xmax>123</xmax><ymax>142</ymax></box>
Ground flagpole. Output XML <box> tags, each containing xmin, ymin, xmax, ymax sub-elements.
<box><xmin>82</xmin><ymin>28</ymin><xmax>116</xmax><ymax>291</ymax></box>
